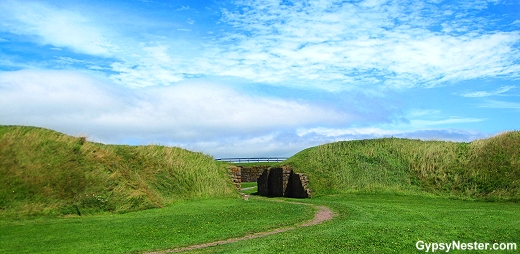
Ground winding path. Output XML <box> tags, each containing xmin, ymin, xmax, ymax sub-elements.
<box><xmin>146</xmin><ymin>198</ymin><xmax>335</xmax><ymax>253</ymax></box>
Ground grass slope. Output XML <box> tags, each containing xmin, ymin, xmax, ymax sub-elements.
<box><xmin>0</xmin><ymin>125</ymin><xmax>236</xmax><ymax>217</ymax></box>
<box><xmin>283</xmin><ymin>131</ymin><xmax>520</xmax><ymax>200</ymax></box>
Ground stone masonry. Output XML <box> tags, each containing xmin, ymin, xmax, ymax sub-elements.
<box><xmin>257</xmin><ymin>166</ymin><xmax>311</xmax><ymax>198</ymax></box>
<box><xmin>227</xmin><ymin>165</ymin><xmax>270</xmax><ymax>189</ymax></box>
<box><xmin>228</xmin><ymin>166</ymin><xmax>241</xmax><ymax>190</ymax></box>
<box><xmin>241</xmin><ymin>166</ymin><xmax>270</xmax><ymax>182</ymax></box>
<box><xmin>228</xmin><ymin>165</ymin><xmax>311</xmax><ymax>198</ymax></box>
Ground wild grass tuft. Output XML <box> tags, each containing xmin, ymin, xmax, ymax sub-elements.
<box><xmin>0</xmin><ymin>125</ymin><xmax>237</xmax><ymax>217</ymax></box>
<box><xmin>283</xmin><ymin>132</ymin><xmax>520</xmax><ymax>201</ymax></box>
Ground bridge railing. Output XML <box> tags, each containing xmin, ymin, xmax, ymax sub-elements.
<box><xmin>215</xmin><ymin>157</ymin><xmax>288</xmax><ymax>163</ymax></box>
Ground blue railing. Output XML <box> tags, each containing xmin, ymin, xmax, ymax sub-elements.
<box><xmin>215</xmin><ymin>157</ymin><xmax>288</xmax><ymax>163</ymax></box>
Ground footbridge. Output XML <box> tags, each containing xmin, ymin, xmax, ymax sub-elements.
<box><xmin>215</xmin><ymin>157</ymin><xmax>288</xmax><ymax>163</ymax></box>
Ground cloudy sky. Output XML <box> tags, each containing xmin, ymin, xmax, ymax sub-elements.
<box><xmin>1</xmin><ymin>0</ymin><xmax>519</xmax><ymax>157</ymax></box>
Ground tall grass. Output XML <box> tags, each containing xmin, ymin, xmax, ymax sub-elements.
<box><xmin>284</xmin><ymin>132</ymin><xmax>520</xmax><ymax>200</ymax></box>
<box><xmin>0</xmin><ymin>125</ymin><xmax>236</xmax><ymax>217</ymax></box>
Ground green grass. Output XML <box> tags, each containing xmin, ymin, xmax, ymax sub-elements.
<box><xmin>0</xmin><ymin>197</ymin><xmax>315</xmax><ymax>254</ymax></box>
<box><xmin>0</xmin><ymin>125</ymin><xmax>237</xmax><ymax>217</ymax></box>
<box><xmin>190</xmin><ymin>194</ymin><xmax>520</xmax><ymax>253</ymax></box>
<box><xmin>240</xmin><ymin>182</ymin><xmax>258</xmax><ymax>195</ymax></box>
<box><xmin>283</xmin><ymin>131</ymin><xmax>520</xmax><ymax>201</ymax></box>
<box><xmin>2</xmin><ymin>125</ymin><xmax>519</xmax><ymax>253</ymax></box>
<box><xmin>240</xmin><ymin>182</ymin><xmax>258</xmax><ymax>189</ymax></box>
<box><xmin>2</xmin><ymin>193</ymin><xmax>517</xmax><ymax>253</ymax></box>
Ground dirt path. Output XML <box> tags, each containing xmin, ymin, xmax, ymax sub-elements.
<box><xmin>146</xmin><ymin>200</ymin><xmax>335</xmax><ymax>253</ymax></box>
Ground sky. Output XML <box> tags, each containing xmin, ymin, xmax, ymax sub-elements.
<box><xmin>0</xmin><ymin>0</ymin><xmax>519</xmax><ymax>158</ymax></box>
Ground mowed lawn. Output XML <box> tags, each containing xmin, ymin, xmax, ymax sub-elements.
<box><xmin>0</xmin><ymin>198</ymin><xmax>315</xmax><ymax>254</ymax></box>
<box><xmin>1</xmin><ymin>193</ymin><xmax>519</xmax><ymax>253</ymax></box>
<box><xmin>192</xmin><ymin>193</ymin><xmax>520</xmax><ymax>253</ymax></box>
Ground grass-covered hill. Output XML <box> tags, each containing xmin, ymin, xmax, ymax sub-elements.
<box><xmin>283</xmin><ymin>131</ymin><xmax>520</xmax><ymax>201</ymax></box>
<box><xmin>0</xmin><ymin>126</ymin><xmax>236</xmax><ymax>217</ymax></box>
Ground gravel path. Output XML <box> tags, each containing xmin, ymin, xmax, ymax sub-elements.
<box><xmin>146</xmin><ymin>200</ymin><xmax>335</xmax><ymax>253</ymax></box>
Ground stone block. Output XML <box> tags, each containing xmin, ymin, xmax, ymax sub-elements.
<box><xmin>257</xmin><ymin>168</ymin><xmax>270</xmax><ymax>196</ymax></box>
<box><xmin>257</xmin><ymin>166</ymin><xmax>311</xmax><ymax>198</ymax></box>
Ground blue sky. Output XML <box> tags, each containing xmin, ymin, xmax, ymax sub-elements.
<box><xmin>1</xmin><ymin>0</ymin><xmax>519</xmax><ymax>157</ymax></box>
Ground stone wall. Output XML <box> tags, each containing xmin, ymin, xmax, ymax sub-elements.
<box><xmin>241</xmin><ymin>166</ymin><xmax>269</xmax><ymax>182</ymax></box>
<box><xmin>256</xmin><ymin>167</ymin><xmax>269</xmax><ymax>196</ymax></box>
<box><xmin>286</xmin><ymin>171</ymin><xmax>311</xmax><ymax>198</ymax></box>
<box><xmin>228</xmin><ymin>165</ymin><xmax>270</xmax><ymax>191</ymax></box>
<box><xmin>229</xmin><ymin>165</ymin><xmax>311</xmax><ymax>198</ymax></box>
<box><xmin>257</xmin><ymin>166</ymin><xmax>311</xmax><ymax>198</ymax></box>
<box><xmin>228</xmin><ymin>166</ymin><xmax>241</xmax><ymax>190</ymax></box>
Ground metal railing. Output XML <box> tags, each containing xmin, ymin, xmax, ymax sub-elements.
<box><xmin>215</xmin><ymin>157</ymin><xmax>288</xmax><ymax>163</ymax></box>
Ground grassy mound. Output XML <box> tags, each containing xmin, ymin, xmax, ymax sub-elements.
<box><xmin>0</xmin><ymin>126</ymin><xmax>236</xmax><ymax>217</ymax></box>
<box><xmin>283</xmin><ymin>131</ymin><xmax>520</xmax><ymax>200</ymax></box>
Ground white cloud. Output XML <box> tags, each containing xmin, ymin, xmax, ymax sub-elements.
<box><xmin>409</xmin><ymin>117</ymin><xmax>485</xmax><ymax>127</ymax></box>
<box><xmin>174</xmin><ymin>127</ymin><xmax>489</xmax><ymax>157</ymax></box>
<box><xmin>459</xmin><ymin>85</ymin><xmax>517</xmax><ymax>97</ymax></box>
<box><xmin>294</xmin><ymin>126</ymin><xmax>488</xmax><ymax>148</ymax></box>
<box><xmin>0</xmin><ymin>70</ymin><xmax>494</xmax><ymax>157</ymax></box>
<box><xmin>0</xmin><ymin>0</ymin><xmax>116</xmax><ymax>56</ymax></box>
<box><xmin>0</xmin><ymin>70</ymin><xmax>127</xmax><ymax>117</ymax></box>
<box><xmin>399</xmin><ymin>108</ymin><xmax>487</xmax><ymax>128</ymax></box>
<box><xmin>0</xmin><ymin>1</ymin><xmax>515</xmax><ymax>157</ymax></box>
<box><xmin>407</xmin><ymin>109</ymin><xmax>442</xmax><ymax>118</ymax></box>
<box><xmin>479</xmin><ymin>100</ymin><xmax>520</xmax><ymax>110</ymax></box>
<box><xmin>2</xmin><ymin>0</ymin><xmax>518</xmax><ymax>92</ymax></box>
<box><xmin>296</xmin><ymin>127</ymin><xmax>400</xmax><ymax>138</ymax></box>
<box><xmin>0</xmin><ymin>69</ymin><xmax>350</xmax><ymax>145</ymax></box>
<box><xmin>207</xmin><ymin>0</ymin><xmax>520</xmax><ymax>90</ymax></box>
<box><xmin>184</xmin><ymin>134</ymin><xmax>302</xmax><ymax>157</ymax></box>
